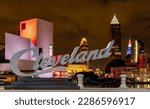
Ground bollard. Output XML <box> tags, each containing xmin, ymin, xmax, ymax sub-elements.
<box><xmin>77</xmin><ymin>74</ymin><xmax>84</xmax><ymax>88</ymax></box>
<box><xmin>120</xmin><ymin>74</ymin><xmax>128</xmax><ymax>88</ymax></box>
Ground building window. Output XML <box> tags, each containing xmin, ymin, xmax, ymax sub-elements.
<box><xmin>21</xmin><ymin>23</ymin><xmax>26</xmax><ymax>30</ymax></box>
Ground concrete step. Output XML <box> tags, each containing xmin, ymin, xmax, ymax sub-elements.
<box><xmin>5</xmin><ymin>77</ymin><xmax>79</xmax><ymax>90</ymax></box>
<box><xmin>17</xmin><ymin>77</ymin><xmax>68</xmax><ymax>82</ymax></box>
<box><xmin>11</xmin><ymin>81</ymin><xmax>75</xmax><ymax>85</ymax></box>
<box><xmin>5</xmin><ymin>85</ymin><xmax>79</xmax><ymax>90</ymax></box>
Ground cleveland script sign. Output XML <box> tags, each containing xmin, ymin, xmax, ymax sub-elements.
<box><xmin>10</xmin><ymin>40</ymin><xmax>114</xmax><ymax>76</ymax></box>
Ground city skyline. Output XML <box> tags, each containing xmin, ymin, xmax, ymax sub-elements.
<box><xmin>0</xmin><ymin>0</ymin><xmax>150</xmax><ymax>68</ymax></box>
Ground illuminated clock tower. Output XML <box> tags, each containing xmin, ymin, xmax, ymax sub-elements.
<box><xmin>110</xmin><ymin>14</ymin><xmax>121</xmax><ymax>60</ymax></box>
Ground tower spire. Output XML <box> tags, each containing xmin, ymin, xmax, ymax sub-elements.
<box><xmin>111</xmin><ymin>14</ymin><xmax>119</xmax><ymax>24</ymax></box>
<box><xmin>128</xmin><ymin>37</ymin><xmax>132</xmax><ymax>47</ymax></box>
<box><xmin>126</xmin><ymin>37</ymin><xmax>132</xmax><ymax>55</ymax></box>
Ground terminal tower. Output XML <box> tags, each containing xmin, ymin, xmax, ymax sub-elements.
<box><xmin>110</xmin><ymin>14</ymin><xmax>121</xmax><ymax>60</ymax></box>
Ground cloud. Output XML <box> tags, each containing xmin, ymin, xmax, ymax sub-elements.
<box><xmin>0</xmin><ymin>0</ymin><xmax>150</xmax><ymax>68</ymax></box>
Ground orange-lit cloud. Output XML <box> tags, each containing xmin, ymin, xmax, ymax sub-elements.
<box><xmin>0</xmin><ymin>0</ymin><xmax>150</xmax><ymax>68</ymax></box>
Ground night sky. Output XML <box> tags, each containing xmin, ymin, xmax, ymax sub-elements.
<box><xmin>0</xmin><ymin>0</ymin><xmax>150</xmax><ymax>69</ymax></box>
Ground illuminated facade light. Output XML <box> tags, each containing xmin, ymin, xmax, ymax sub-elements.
<box><xmin>135</xmin><ymin>40</ymin><xmax>138</xmax><ymax>63</ymax></box>
<box><xmin>137</xmin><ymin>77</ymin><xmax>140</xmax><ymax>81</ymax></box>
<box><xmin>49</xmin><ymin>44</ymin><xmax>53</xmax><ymax>56</ymax></box>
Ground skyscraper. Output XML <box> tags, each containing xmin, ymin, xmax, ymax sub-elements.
<box><xmin>110</xmin><ymin>14</ymin><xmax>121</xmax><ymax>60</ymax></box>
<box><xmin>126</xmin><ymin>38</ymin><xmax>132</xmax><ymax>55</ymax></box>
<box><xmin>132</xmin><ymin>40</ymin><xmax>144</xmax><ymax>63</ymax></box>
<box><xmin>137</xmin><ymin>40</ymin><xmax>144</xmax><ymax>54</ymax></box>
